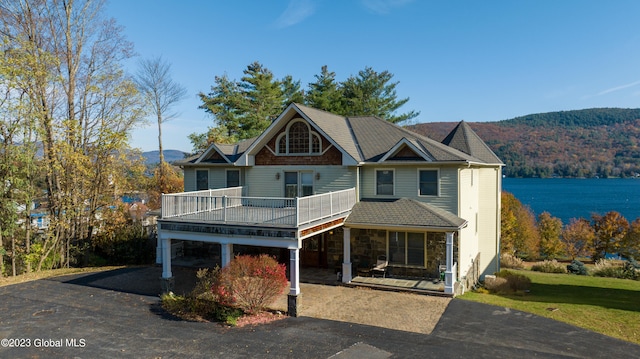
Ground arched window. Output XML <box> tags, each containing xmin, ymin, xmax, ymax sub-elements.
<box><xmin>276</xmin><ymin>120</ymin><xmax>322</xmax><ymax>155</ymax></box>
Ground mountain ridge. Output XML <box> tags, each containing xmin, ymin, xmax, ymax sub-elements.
<box><xmin>408</xmin><ymin>108</ymin><xmax>640</xmax><ymax>178</ymax></box>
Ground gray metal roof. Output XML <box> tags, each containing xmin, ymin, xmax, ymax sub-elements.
<box><xmin>345</xmin><ymin>198</ymin><xmax>467</xmax><ymax>230</ymax></box>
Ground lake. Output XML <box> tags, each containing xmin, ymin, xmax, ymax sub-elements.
<box><xmin>502</xmin><ymin>178</ymin><xmax>640</xmax><ymax>224</ymax></box>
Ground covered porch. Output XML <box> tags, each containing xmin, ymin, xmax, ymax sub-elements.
<box><xmin>156</xmin><ymin>186</ymin><xmax>356</xmax><ymax>316</ymax></box>
<box><xmin>340</xmin><ymin>198</ymin><xmax>467</xmax><ymax>295</ymax></box>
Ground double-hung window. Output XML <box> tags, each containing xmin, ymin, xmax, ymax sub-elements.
<box><xmin>376</xmin><ymin>169</ymin><xmax>394</xmax><ymax>195</ymax></box>
<box><xmin>418</xmin><ymin>169</ymin><xmax>438</xmax><ymax>196</ymax></box>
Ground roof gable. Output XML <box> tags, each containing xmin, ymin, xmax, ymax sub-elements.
<box><xmin>442</xmin><ymin>121</ymin><xmax>503</xmax><ymax>164</ymax></box>
<box><xmin>237</xmin><ymin>103</ymin><xmax>360</xmax><ymax>166</ymax></box>
<box><xmin>378</xmin><ymin>138</ymin><xmax>432</xmax><ymax>162</ymax></box>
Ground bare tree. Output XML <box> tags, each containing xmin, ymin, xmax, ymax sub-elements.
<box><xmin>135</xmin><ymin>57</ymin><xmax>187</xmax><ymax>183</ymax></box>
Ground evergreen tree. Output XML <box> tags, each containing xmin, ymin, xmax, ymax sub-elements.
<box><xmin>237</xmin><ymin>62</ymin><xmax>286</xmax><ymax>138</ymax></box>
<box><xmin>306</xmin><ymin>65</ymin><xmax>342</xmax><ymax>113</ymax></box>
<box><xmin>198</xmin><ymin>75</ymin><xmax>244</xmax><ymax>138</ymax></box>
<box><xmin>339</xmin><ymin>67</ymin><xmax>419</xmax><ymax>123</ymax></box>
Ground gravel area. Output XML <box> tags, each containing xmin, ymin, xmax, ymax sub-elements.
<box><xmin>271</xmin><ymin>283</ymin><xmax>451</xmax><ymax>334</ymax></box>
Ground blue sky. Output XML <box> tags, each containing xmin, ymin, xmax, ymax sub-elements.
<box><xmin>106</xmin><ymin>0</ymin><xmax>640</xmax><ymax>152</ymax></box>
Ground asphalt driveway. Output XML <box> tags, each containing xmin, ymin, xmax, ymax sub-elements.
<box><xmin>0</xmin><ymin>267</ymin><xmax>639</xmax><ymax>358</ymax></box>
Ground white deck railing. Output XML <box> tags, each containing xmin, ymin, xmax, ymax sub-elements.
<box><xmin>161</xmin><ymin>187</ymin><xmax>356</xmax><ymax>227</ymax></box>
<box><xmin>297</xmin><ymin>188</ymin><xmax>357</xmax><ymax>225</ymax></box>
<box><xmin>162</xmin><ymin>187</ymin><xmax>244</xmax><ymax>218</ymax></box>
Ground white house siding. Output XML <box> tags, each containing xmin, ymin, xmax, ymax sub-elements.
<box><xmin>359</xmin><ymin>165</ymin><xmax>458</xmax><ymax>213</ymax></box>
<box><xmin>183</xmin><ymin>168</ymin><xmax>196</xmax><ymax>192</ymax></box>
<box><xmin>477</xmin><ymin>167</ymin><xmax>501</xmax><ymax>278</ymax></box>
<box><xmin>457</xmin><ymin>168</ymin><xmax>479</xmax><ymax>283</ymax></box>
<box><xmin>244</xmin><ymin>165</ymin><xmax>355</xmax><ymax>197</ymax></box>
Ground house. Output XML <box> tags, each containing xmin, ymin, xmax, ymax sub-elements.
<box><xmin>156</xmin><ymin>103</ymin><xmax>503</xmax><ymax>316</ymax></box>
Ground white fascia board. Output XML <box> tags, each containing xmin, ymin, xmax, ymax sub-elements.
<box><xmin>235</xmin><ymin>104</ymin><xmax>298</xmax><ymax>165</ymax></box>
<box><xmin>378</xmin><ymin>138</ymin><xmax>432</xmax><ymax>163</ymax></box>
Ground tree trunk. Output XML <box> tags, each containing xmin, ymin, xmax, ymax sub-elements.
<box><xmin>0</xmin><ymin>228</ymin><xmax>3</xmax><ymax>278</ymax></box>
<box><xmin>157</xmin><ymin>111</ymin><xmax>165</xmax><ymax>190</ymax></box>
<box><xmin>11</xmin><ymin>234</ymin><xmax>16</xmax><ymax>276</ymax></box>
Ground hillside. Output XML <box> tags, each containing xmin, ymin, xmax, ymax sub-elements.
<box><xmin>408</xmin><ymin>108</ymin><xmax>640</xmax><ymax>178</ymax></box>
<box><xmin>142</xmin><ymin>150</ymin><xmax>189</xmax><ymax>166</ymax></box>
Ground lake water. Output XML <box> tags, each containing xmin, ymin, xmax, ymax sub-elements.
<box><xmin>502</xmin><ymin>178</ymin><xmax>640</xmax><ymax>224</ymax></box>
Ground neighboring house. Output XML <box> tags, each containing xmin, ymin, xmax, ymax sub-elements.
<box><xmin>157</xmin><ymin>103</ymin><xmax>503</xmax><ymax>316</ymax></box>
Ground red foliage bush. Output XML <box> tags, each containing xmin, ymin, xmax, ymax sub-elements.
<box><xmin>212</xmin><ymin>254</ymin><xmax>288</xmax><ymax>314</ymax></box>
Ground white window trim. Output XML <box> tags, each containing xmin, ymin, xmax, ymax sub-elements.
<box><xmin>275</xmin><ymin>119</ymin><xmax>322</xmax><ymax>155</ymax></box>
<box><xmin>375</xmin><ymin>168</ymin><xmax>395</xmax><ymax>196</ymax></box>
<box><xmin>417</xmin><ymin>168</ymin><xmax>440</xmax><ymax>197</ymax></box>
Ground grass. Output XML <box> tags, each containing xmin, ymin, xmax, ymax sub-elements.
<box><xmin>460</xmin><ymin>269</ymin><xmax>640</xmax><ymax>345</ymax></box>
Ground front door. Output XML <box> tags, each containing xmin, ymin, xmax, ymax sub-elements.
<box><xmin>301</xmin><ymin>234</ymin><xmax>327</xmax><ymax>268</ymax></box>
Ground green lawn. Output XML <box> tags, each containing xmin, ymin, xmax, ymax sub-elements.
<box><xmin>460</xmin><ymin>270</ymin><xmax>640</xmax><ymax>345</ymax></box>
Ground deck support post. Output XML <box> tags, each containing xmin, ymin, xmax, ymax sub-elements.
<box><xmin>341</xmin><ymin>227</ymin><xmax>352</xmax><ymax>283</ymax></box>
<box><xmin>445</xmin><ymin>231</ymin><xmax>455</xmax><ymax>294</ymax></box>
<box><xmin>155</xmin><ymin>222</ymin><xmax>162</xmax><ymax>264</ymax></box>
<box><xmin>160</xmin><ymin>235</ymin><xmax>174</xmax><ymax>293</ymax></box>
<box><xmin>288</xmin><ymin>248</ymin><xmax>300</xmax><ymax>317</ymax></box>
<box><xmin>221</xmin><ymin>243</ymin><xmax>233</xmax><ymax>267</ymax></box>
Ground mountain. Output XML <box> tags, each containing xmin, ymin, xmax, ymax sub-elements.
<box><xmin>142</xmin><ymin>150</ymin><xmax>189</xmax><ymax>166</ymax></box>
<box><xmin>408</xmin><ymin>108</ymin><xmax>640</xmax><ymax>178</ymax></box>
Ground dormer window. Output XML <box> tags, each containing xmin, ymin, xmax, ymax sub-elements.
<box><xmin>276</xmin><ymin>119</ymin><xmax>322</xmax><ymax>155</ymax></box>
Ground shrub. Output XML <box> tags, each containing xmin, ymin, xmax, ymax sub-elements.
<box><xmin>592</xmin><ymin>258</ymin><xmax>639</xmax><ymax>280</ymax></box>
<box><xmin>566</xmin><ymin>259</ymin><xmax>588</xmax><ymax>275</ymax></box>
<box><xmin>485</xmin><ymin>270</ymin><xmax>532</xmax><ymax>294</ymax></box>
<box><xmin>160</xmin><ymin>269</ymin><xmax>244</xmax><ymax>326</ymax></box>
<box><xmin>500</xmin><ymin>253</ymin><xmax>525</xmax><ymax>269</ymax></box>
<box><xmin>213</xmin><ymin>254</ymin><xmax>288</xmax><ymax>314</ymax></box>
<box><xmin>623</xmin><ymin>258</ymin><xmax>640</xmax><ymax>280</ymax></box>
<box><xmin>531</xmin><ymin>260</ymin><xmax>566</xmax><ymax>273</ymax></box>
<box><xmin>592</xmin><ymin>259</ymin><xmax>619</xmax><ymax>278</ymax></box>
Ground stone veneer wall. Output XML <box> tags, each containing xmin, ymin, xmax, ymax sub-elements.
<box><xmin>324</xmin><ymin>226</ymin><xmax>459</xmax><ymax>278</ymax></box>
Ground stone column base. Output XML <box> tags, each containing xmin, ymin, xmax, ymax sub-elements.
<box><xmin>287</xmin><ymin>294</ymin><xmax>298</xmax><ymax>317</ymax></box>
<box><xmin>160</xmin><ymin>277</ymin><xmax>175</xmax><ymax>294</ymax></box>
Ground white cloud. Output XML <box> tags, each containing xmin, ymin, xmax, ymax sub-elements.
<box><xmin>596</xmin><ymin>80</ymin><xmax>640</xmax><ymax>96</ymax></box>
<box><xmin>361</xmin><ymin>0</ymin><xmax>414</xmax><ymax>14</ymax></box>
<box><xmin>274</xmin><ymin>0</ymin><xmax>316</xmax><ymax>28</ymax></box>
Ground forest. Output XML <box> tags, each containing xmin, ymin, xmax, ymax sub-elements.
<box><xmin>409</xmin><ymin>108</ymin><xmax>640</xmax><ymax>178</ymax></box>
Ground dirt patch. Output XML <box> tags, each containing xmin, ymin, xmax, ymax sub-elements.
<box><xmin>271</xmin><ymin>283</ymin><xmax>451</xmax><ymax>334</ymax></box>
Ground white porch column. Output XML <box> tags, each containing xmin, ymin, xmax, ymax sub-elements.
<box><xmin>160</xmin><ymin>235</ymin><xmax>174</xmax><ymax>293</ymax></box>
<box><xmin>341</xmin><ymin>227</ymin><xmax>352</xmax><ymax>283</ymax></box>
<box><xmin>288</xmin><ymin>248</ymin><xmax>300</xmax><ymax>317</ymax></box>
<box><xmin>445</xmin><ymin>231</ymin><xmax>455</xmax><ymax>294</ymax></box>
<box><xmin>289</xmin><ymin>248</ymin><xmax>300</xmax><ymax>296</ymax></box>
<box><xmin>220</xmin><ymin>243</ymin><xmax>233</xmax><ymax>267</ymax></box>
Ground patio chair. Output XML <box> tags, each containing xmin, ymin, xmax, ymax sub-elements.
<box><xmin>372</xmin><ymin>255</ymin><xmax>388</xmax><ymax>278</ymax></box>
